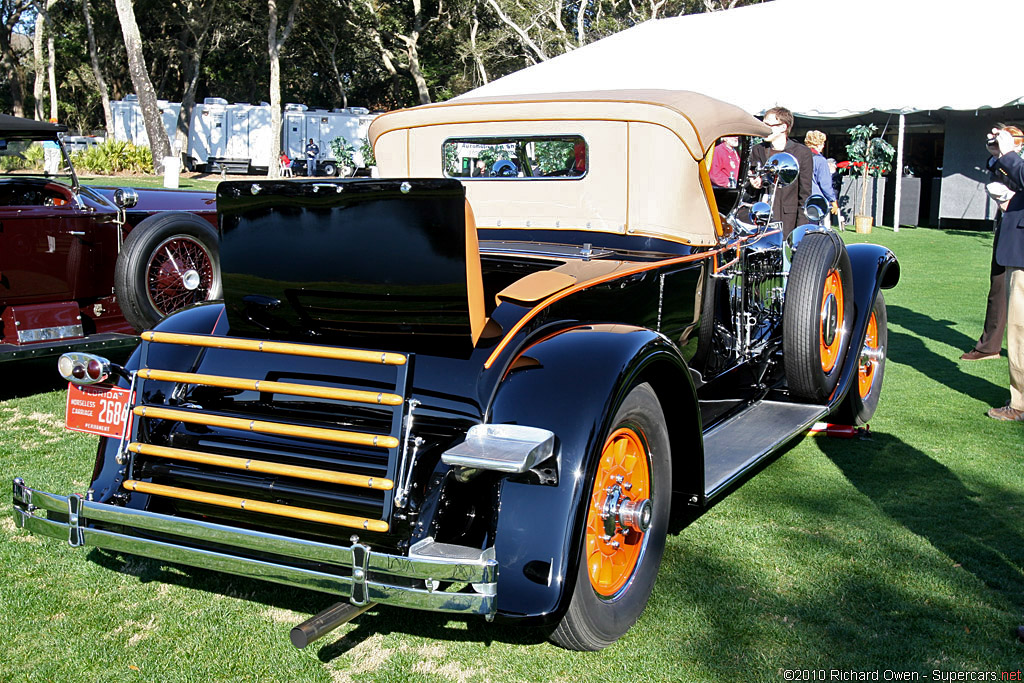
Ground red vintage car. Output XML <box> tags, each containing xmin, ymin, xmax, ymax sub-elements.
<box><xmin>0</xmin><ymin>115</ymin><xmax>219</xmax><ymax>362</ymax></box>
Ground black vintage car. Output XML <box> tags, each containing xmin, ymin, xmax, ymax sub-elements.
<box><xmin>13</xmin><ymin>90</ymin><xmax>898</xmax><ymax>651</ymax></box>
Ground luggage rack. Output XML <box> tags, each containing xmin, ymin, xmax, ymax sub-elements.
<box><xmin>122</xmin><ymin>331</ymin><xmax>415</xmax><ymax>534</ymax></box>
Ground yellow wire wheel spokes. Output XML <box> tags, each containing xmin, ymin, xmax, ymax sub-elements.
<box><xmin>585</xmin><ymin>427</ymin><xmax>653</xmax><ymax>598</ymax></box>
<box><xmin>819</xmin><ymin>268</ymin><xmax>845</xmax><ymax>373</ymax></box>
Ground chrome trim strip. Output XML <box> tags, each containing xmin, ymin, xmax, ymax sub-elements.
<box><xmin>12</xmin><ymin>480</ymin><xmax>497</xmax><ymax>615</ymax></box>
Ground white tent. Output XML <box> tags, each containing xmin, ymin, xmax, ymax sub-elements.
<box><xmin>459</xmin><ymin>0</ymin><xmax>1023</xmax><ymax>227</ymax></box>
<box><xmin>460</xmin><ymin>0</ymin><xmax>1023</xmax><ymax>118</ymax></box>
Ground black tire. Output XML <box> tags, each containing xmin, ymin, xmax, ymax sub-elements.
<box><xmin>550</xmin><ymin>382</ymin><xmax>671</xmax><ymax>651</ymax></box>
<box><xmin>321</xmin><ymin>161</ymin><xmax>338</xmax><ymax>177</ymax></box>
<box><xmin>114</xmin><ymin>213</ymin><xmax>221</xmax><ymax>331</ymax></box>
<box><xmin>783</xmin><ymin>232</ymin><xmax>853</xmax><ymax>402</ymax></box>
<box><xmin>842</xmin><ymin>290</ymin><xmax>887</xmax><ymax>425</ymax></box>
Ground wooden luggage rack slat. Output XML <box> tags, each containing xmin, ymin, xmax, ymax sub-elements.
<box><xmin>124</xmin><ymin>332</ymin><xmax>412</xmax><ymax>533</ymax></box>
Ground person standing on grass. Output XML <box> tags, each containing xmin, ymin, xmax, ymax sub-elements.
<box><xmin>803</xmin><ymin>130</ymin><xmax>839</xmax><ymax>228</ymax></box>
<box><xmin>962</xmin><ymin>124</ymin><xmax>1024</xmax><ymax>361</ymax></box>
<box><xmin>984</xmin><ymin>126</ymin><xmax>1024</xmax><ymax>421</ymax></box>
<box><xmin>305</xmin><ymin>138</ymin><xmax>320</xmax><ymax>177</ymax></box>
<box><xmin>748</xmin><ymin>107</ymin><xmax>813</xmax><ymax>239</ymax></box>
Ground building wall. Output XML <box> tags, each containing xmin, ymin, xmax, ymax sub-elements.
<box><xmin>939</xmin><ymin>111</ymin><xmax>1002</xmax><ymax>224</ymax></box>
<box><xmin>838</xmin><ymin>176</ymin><xmax>885</xmax><ymax>225</ymax></box>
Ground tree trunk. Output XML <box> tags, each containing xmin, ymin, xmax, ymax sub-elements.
<box><xmin>469</xmin><ymin>11</ymin><xmax>487</xmax><ymax>86</ymax></box>
<box><xmin>859</xmin><ymin>165</ymin><xmax>870</xmax><ymax>217</ymax></box>
<box><xmin>575</xmin><ymin>0</ymin><xmax>590</xmax><ymax>46</ymax></box>
<box><xmin>82</xmin><ymin>0</ymin><xmax>113</xmax><ymax>135</ymax></box>
<box><xmin>174</xmin><ymin>0</ymin><xmax>218</xmax><ymax>165</ymax></box>
<box><xmin>32</xmin><ymin>0</ymin><xmax>57</xmax><ymax>121</ymax></box>
<box><xmin>400</xmin><ymin>31</ymin><xmax>430</xmax><ymax>105</ymax></box>
<box><xmin>114</xmin><ymin>0</ymin><xmax>171</xmax><ymax>172</ymax></box>
<box><xmin>267</xmin><ymin>0</ymin><xmax>301</xmax><ymax>179</ymax></box>
<box><xmin>319</xmin><ymin>32</ymin><xmax>348</xmax><ymax>108</ymax></box>
<box><xmin>47</xmin><ymin>30</ymin><xmax>56</xmax><ymax>121</ymax></box>
<box><xmin>32</xmin><ymin>8</ymin><xmax>42</xmax><ymax>119</ymax></box>
<box><xmin>0</xmin><ymin>1</ymin><xmax>29</xmax><ymax>117</ymax></box>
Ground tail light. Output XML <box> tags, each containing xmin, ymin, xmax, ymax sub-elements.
<box><xmin>58</xmin><ymin>353</ymin><xmax>117</xmax><ymax>385</ymax></box>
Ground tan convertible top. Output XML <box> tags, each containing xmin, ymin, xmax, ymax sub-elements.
<box><xmin>368</xmin><ymin>89</ymin><xmax>770</xmax><ymax>161</ymax></box>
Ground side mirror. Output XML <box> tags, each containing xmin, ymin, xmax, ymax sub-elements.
<box><xmin>803</xmin><ymin>194</ymin><xmax>829</xmax><ymax>223</ymax></box>
<box><xmin>762</xmin><ymin>152</ymin><xmax>799</xmax><ymax>187</ymax></box>
<box><xmin>750</xmin><ymin>201</ymin><xmax>772</xmax><ymax>227</ymax></box>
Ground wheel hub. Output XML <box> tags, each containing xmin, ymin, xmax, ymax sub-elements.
<box><xmin>181</xmin><ymin>269</ymin><xmax>201</xmax><ymax>291</ymax></box>
<box><xmin>821</xmin><ymin>293</ymin><xmax>839</xmax><ymax>346</ymax></box>
<box><xmin>599</xmin><ymin>484</ymin><xmax>652</xmax><ymax>539</ymax></box>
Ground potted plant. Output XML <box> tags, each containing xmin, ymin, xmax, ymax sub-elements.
<box><xmin>329</xmin><ymin>136</ymin><xmax>356</xmax><ymax>176</ymax></box>
<box><xmin>360</xmin><ymin>138</ymin><xmax>377</xmax><ymax>177</ymax></box>
<box><xmin>845</xmin><ymin>124</ymin><xmax>895</xmax><ymax>233</ymax></box>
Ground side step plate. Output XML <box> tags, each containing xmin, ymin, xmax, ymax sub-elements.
<box><xmin>703</xmin><ymin>400</ymin><xmax>828</xmax><ymax>499</ymax></box>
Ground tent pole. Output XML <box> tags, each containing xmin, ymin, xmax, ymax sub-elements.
<box><xmin>894</xmin><ymin>113</ymin><xmax>905</xmax><ymax>232</ymax></box>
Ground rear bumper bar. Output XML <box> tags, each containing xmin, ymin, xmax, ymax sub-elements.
<box><xmin>12</xmin><ymin>478</ymin><xmax>496</xmax><ymax>616</ymax></box>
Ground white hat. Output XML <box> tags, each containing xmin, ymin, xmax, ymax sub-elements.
<box><xmin>986</xmin><ymin>181</ymin><xmax>1015</xmax><ymax>203</ymax></box>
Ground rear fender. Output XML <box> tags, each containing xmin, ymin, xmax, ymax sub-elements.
<box><xmin>486</xmin><ymin>324</ymin><xmax>698</xmax><ymax>621</ymax></box>
<box><xmin>829</xmin><ymin>243</ymin><xmax>899</xmax><ymax>410</ymax></box>
<box><xmin>88</xmin><ymin>303</ymin><xmax>227</xmax><ymax>505</ymax></box>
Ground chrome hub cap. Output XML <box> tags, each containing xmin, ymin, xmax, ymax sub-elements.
<box><xmin>821</xmin><ymin>293</ymin><xmax>839</xmax><ymax>346</ymax></box>
<box><xmin>599</xmin><ymin>484</ymin><xmax>652</xmax><ymax>538</ymax></box>
<box><xmin>181</xmin><ymin>269</ymin><xmax>201</xmax><ymax>291</ymax></box>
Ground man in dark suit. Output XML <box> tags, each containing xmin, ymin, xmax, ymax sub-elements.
<box><xmin>748</xmin><ymin>106</ymin><xmax>814</xmax><ymax>238</ymax></box>
<box><xmin>986</xmin><ymin>126</ymin><xmax>1024</xmax><ymax>421</ymax></box>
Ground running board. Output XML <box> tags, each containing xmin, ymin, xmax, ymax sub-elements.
<box><xmin>703</xmin><ymin>400</ymin><xmax>828</xmax><ymax>499</ymax></box>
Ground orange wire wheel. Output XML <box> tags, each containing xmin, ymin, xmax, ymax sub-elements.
<box><xmin>858</xmin><ymin>310</ymin><xmax>880</xmax><ymax>398</ymax></box>
<box><xmin>819</xmin><ymin>268</ymin><xmax>845</xmax><ymax>373</ymax></box>
<box><xmin>584</xmin><ymin>427</ymin><xmax>654</xmax><ymax>598</ymax></box>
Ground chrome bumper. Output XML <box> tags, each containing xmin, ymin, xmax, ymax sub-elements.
<box><xmin>12</xmin><ymin>478</ymin><xmax>497</xmax><ymax>616</ymax></box>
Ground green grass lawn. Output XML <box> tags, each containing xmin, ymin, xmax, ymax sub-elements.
<box><xmin>2</xmin><ymin>226</ymin><xmax>1023</xmax><ymax>681</ymax></box>
<box><xmin>79</xmin><ymin>174</ymin><xmax>224</xmax><ymax>192</ymax></box>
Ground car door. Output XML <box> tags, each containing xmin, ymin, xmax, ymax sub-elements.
<box><xmin>0</xmin><ymin>190</ymin><xmax>109</xmax><ymax>305</ymax></box>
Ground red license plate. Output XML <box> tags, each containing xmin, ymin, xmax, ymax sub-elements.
<box><xmin>65</xmin><ymin>383</ymin><xmax>133</xmax><ymax>438</ymax></box>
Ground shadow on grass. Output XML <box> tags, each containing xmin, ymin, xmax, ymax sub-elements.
<box><xmin>315</xmin><ymin>611</ymin><xmax>548</xmax><ymax>662</ymax></box>
<box><xmin>642</xmin><ymin>431</ymin><xmax>1024</xmax><ymax>674</ymax></box>
<box><xmin>819</xmin><ymin>431</ymin><xmax>1024</xmax><ymax>609</ymax></box>
<box><xmin>888</xmin><ymin>304</ymin><xmax>977</xmax><ymax>355</ymax></box>
<box><xmin>85</xmin><ymin>545</ymin><xmax>549</xmax><ymax>656</ymax></box>
<box><xmin>887</xmin><ymin>306</ymin><xmax>1005</xmax><ymax>406</ymax></box>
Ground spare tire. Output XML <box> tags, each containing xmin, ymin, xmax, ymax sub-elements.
<box><xmin>783</xmin><ymin>231</ymin><xmax>853</xmax><ymax>402</ymax></box>
<box><xmin>114</xmin><ymin>212</ymin><xmax>221</xmax><ymax>331</ymax></box>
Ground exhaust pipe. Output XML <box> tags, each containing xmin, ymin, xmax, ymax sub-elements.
<box><xmin>290</xmin><ymin>601</ymin><xmax>376</xmax><ymax>649</ymax></box>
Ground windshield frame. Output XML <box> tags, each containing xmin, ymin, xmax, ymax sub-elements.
<box><xmin>0</xmin><ymin>131</ymin><xmax>79</xmax><ymax>189</ymax></box>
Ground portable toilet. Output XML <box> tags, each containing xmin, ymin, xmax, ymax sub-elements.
<box><xmin>283</xmin><ymin>105</ymin><xmax>379</xmax><ymax>176</ymax></box>
<box><xmin>188</xmin><ymin>99</ymin><xmax>273</xmax><ymax>173</ymax></box>
<box><xmin>110</xmin><ymin>95</ymin><xmax>180</xmax><ymax>148</ymax></box>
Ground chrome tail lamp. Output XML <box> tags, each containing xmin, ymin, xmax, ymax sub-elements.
<box><xmin>57</xmin><ymin>353</ymin><xmax>125</xmax><ymax>385</ymax></box>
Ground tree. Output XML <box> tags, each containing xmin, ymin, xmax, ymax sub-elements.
<box><xmin>31</xmin><ymin>0</ymin><xmax>58</xmax><ymax>121</ymax></box>
<box><xmin>267</xmin><ymin>0</ymin><xmax>300</xmax><ymax>179</ymax></box>
<box><xmin>168</xmin><ymin>0</ymin><xmax>220</xmax><ymax>159</ymax></box>
<box><xmin>81</xmin><ymin>0</ymin><xmax>113</xmax><ymax>134</ymax></box>
<box><xmin>0</xmin><ymin>0</ymin><xmax>32</xmax><ymax>116</ymax></box>
<box><xmin>114</xmin><ymin>0</ymin><xmax>171</xmax><ymax>171</ymax></box>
